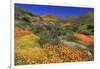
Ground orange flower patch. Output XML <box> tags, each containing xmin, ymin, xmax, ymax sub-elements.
<box><xmin>42</xmin><ymin>43</ymin><xmax>90</xmax><ymax>63</ymax></box>
<box><xmin>73</xmin><ymin>33</ymin><xmax>93</xmax><ymax>45</ymax></box>
<box><xmin>15</xmin><ymin>27</ymin><xmax>32</xmax><ymax>37</ymax></box>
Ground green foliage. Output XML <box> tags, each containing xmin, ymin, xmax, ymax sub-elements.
<box><xmin>39</xmin><ymin>33</ymin><xmax>60</xmax><ymax>45</ymax></box>
<box><xmin>70</xmin><ymin>12</ymin><xmax>94</xmax><ymax>35</ymax></box>
<box><xmin>31</xmin><ymin>24</ymin><xmax>46</xmax><ymax>34</ymax></box>
<box><xmin>22</xmin><ymin>16</ymin><xmax>30</xmax><ymax>22</ymax></box>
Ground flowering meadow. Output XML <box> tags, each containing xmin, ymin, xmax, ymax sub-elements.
<box><xmin>15</xmin><ymin>4</ymin><xmax>94</xmax><ymax>65</ymax></box>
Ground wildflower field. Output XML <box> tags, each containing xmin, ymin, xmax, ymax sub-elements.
<box><xmin>15</xmin><ymin>4</ymin><xmax>94</xmax><ymax>65</ymax></box>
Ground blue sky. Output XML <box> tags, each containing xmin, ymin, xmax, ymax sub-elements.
<box><xmin>15</xmin><ymin>3</ymin><xmax>94</xmax><ymax>18</ymax></box>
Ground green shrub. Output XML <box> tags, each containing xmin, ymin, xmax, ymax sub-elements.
<box><xmin>22</xmin><ymin>16</ymin><xmax>30</xmax><ymax>22</ymax></box>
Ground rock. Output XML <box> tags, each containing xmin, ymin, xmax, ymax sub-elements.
<box><xmin>61</xmin><ymin>40</ymin><xmax>88</xmax><ymax>49</ymax></box>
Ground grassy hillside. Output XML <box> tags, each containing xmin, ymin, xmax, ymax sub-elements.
<box><xmin>15</xmin><ymin>7</ymin><xmax>94</xmax><ymax>65</ymax></box>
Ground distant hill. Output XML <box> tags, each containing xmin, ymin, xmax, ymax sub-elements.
<box><xmin>15</xmin><ymin>7</ymin><xmax>94</xmax><ymax>35</ymax></box>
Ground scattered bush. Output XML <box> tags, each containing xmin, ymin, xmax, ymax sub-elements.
<box><xmin>15</xmin><ymin>7</ymin><xmax>94</xmax><ymax>65</ymax></box>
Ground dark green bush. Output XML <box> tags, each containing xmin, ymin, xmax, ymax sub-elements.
<box><xmin>22</xmin><ymin>16</ymin><xmax>30</xmax><ymax>22</ymax></box>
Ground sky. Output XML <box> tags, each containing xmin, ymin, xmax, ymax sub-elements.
<box><xmin>15</xmin><ymin>3</ymin><xmax>94</xmax><ymax>18</ymax></box>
